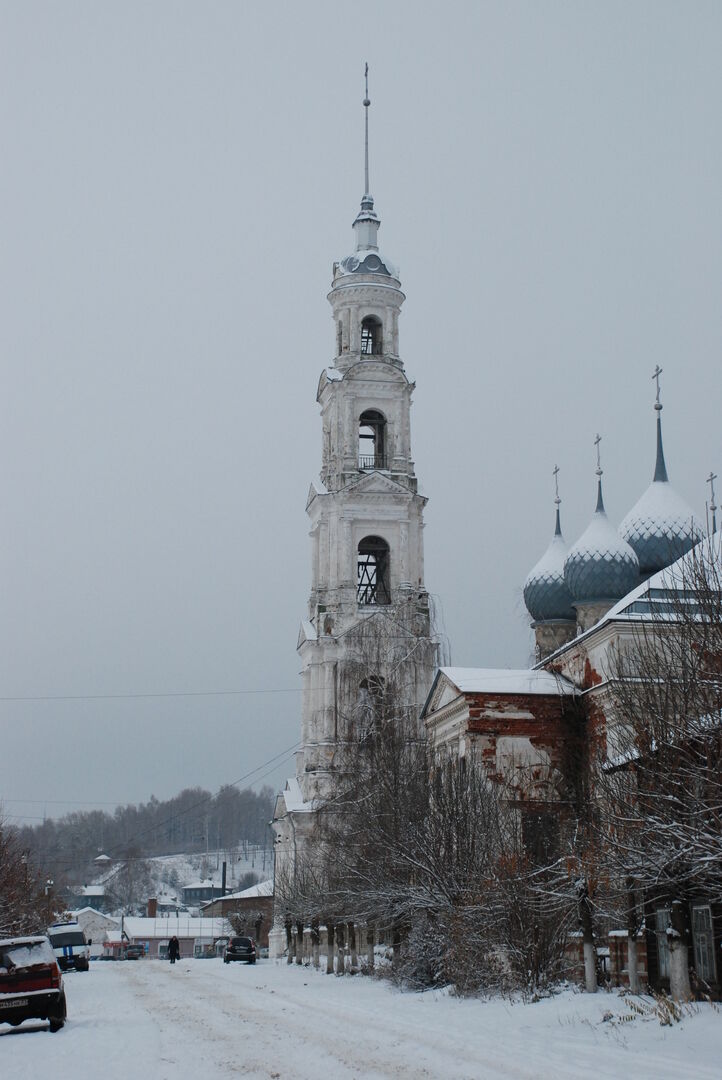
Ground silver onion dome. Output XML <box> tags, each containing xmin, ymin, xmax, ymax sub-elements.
<box><xmin>620</xmin><ymin>405</ymin><xmax>701</xmax><ymax>578</ymax></box>
<box><xmin>524</xmin><ymin>506</ymin><xmax>575</xmax><ymax>622</ymax></box>
<box><xmin>564</xmin><ymin>479</ymin><xmax>639</xmax><ymax>604</ymax></box>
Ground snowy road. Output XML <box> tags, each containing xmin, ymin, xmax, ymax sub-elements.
<box><xmin>1</xmin><ymin>958</ymin><xmax>719</xmax><ymax>1079</ymax></box>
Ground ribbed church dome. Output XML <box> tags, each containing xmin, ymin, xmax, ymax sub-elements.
<box><xmin>334</xmin><ymin>195</ymin><xmax>400</xmax><ymax>281</ymax></box>
<box><xmin>619</xmin><ymin>411</ymin><xmax>701</xmax><ymax>577</ymax></box>
<box><xmin>524</xmin><ymin>507</ymin><xmax>575</xmax><ymax>621</ymax></box>
<box><xmin>564</xmin><ymin>480</ymin><xmax>639</xmax><ymax>604</ymax></box>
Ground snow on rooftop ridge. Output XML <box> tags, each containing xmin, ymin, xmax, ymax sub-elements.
<box><xmin>209</xmin><ymin>878</ymin><xmax>273</xmax><ymax>902</ymax></box>
<box><xmin>440</xmin><ymin>667</ymin><xmax>578</xmax><ymax>696</ymax></box>
<box><xmin>122</xmin><ymin>916</ymin><xmax>229</xmax><ymax>939</ymax></box>
<box><xmin>281</xmin><ymin>776</ymin><xmax>314</xmax><ymax>813</ymax></box>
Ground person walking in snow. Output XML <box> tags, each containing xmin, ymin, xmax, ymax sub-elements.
<box><xmin>168</xmin><ymin>936</ymin><xmax>180</xmax><ymax>964</ymax></box>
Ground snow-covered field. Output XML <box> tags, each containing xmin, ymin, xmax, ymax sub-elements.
<box><xmin>1</xmin><ymin>958</ymin><xmax>719</xmax><ymax>1079</ymax></box>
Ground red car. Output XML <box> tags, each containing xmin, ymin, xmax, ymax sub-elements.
<box><xmin>0</xmin><ymin>936</ymin><xmax>67</xmax><ymax>1032</ymax></box>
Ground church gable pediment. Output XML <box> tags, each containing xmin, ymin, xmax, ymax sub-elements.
<box><xmin>345</xmin><ymin>471</ymin><xmax>409</xmax><ymax>496</ymax></box>
<box><xmin>297</xmin><ymin>619</ymin><xmax>318</xmax><ymax>648</ymax></box>
<box><xmin>344</xmin><ymin>360</ymin><xmax>409</xmax><ymax>386</ymax></box>
<box><xmin>423</xmin><ymin>671</ymin><xmax>464</xmax><ymax>718</ymax></box>
<box><xmin>306</xmin><ymin>480</ymin><xmax>328</xmax><ymax>511</ymax></box>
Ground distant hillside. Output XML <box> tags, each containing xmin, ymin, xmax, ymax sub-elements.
<box><xmin>70</xmin><ymin>846</ymin><xmax>273</xmax><ymax>916</ymax></box>
<box><xmin>16</xmin><ymin>784</ymin><xmax>275</xmax><ymax>886</ymax></box>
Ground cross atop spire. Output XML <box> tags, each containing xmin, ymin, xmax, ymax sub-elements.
<box><xmin>652</xmin><ymin>364</ymin><xmax>663</xmax><ymax>412</ymax></box>
<box><xmin>651</xmin><ymin>366</ymin><xmax>669</xmax><ymax>482</ymax></box>
<box><xmin>363</xmin><ymin>63</ymin><xmax>370</xmax><ymax>197</ymax></box>
<box><xmin>594</xmin><ymin>434</ymin><xmax>605</xmax><ymax>513</ymax></box>
<box><xmin>708</xmin><ymin>470</ymin><xmax>718</xmax><ymax>535</ymax></box>
<box><xmin>352</xmin><ymin>64</ymin><xmax>381</xmax><ymax>251</ymax></box>
<box><xmin>553</xmin><ymin>464</ymin><xmax>562</xmax><ymax>536</ymax></box>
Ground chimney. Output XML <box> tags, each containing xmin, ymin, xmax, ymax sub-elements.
<box><xmin>147</xmin><ymin>896</ymin><xmax>157</xmax><ymax>918</ymax></box>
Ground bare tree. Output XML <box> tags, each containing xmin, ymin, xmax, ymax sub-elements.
<box><xmin>0</xmin><ymin>815</ymin><xmax>47</xmax><ymax>937</ymax></box>
<box><xmin>597</xmin><ymin>538</ymin><xmax>722</xmax><ymax>999</ymax></box>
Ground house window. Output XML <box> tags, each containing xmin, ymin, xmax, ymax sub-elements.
<box><xmin>521</xmin><ymin>810</ymin><xmax>559</xmax><ymax>865</ymax></box>
<box><xmin>655</xmin><ymin>908</ymin><xmax>671</xmax><ymax>980</ymax></box>
<box><xmin>357</xmin><ymin>536</ymin><xmax>390</xmax><ymax>606</ymax></box>
<box><xmin>692</xmin><ymin>906</ymin><xmax>716</xmax><ymax>984</ymax></box>
<box><xmin>359</xmin><ymin>410</ymin><xmax>386</xmax><ymax>470</ymax></box>
<box><xmin>360</xmin><ymin>316</ymin><xmax>382</xmax><ymax>355</ymax></box>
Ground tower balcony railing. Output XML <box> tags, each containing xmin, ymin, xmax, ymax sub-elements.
<box><xmin>358</xmin><ymin>454</ymin><xmax>387</xmax><ymax>471</ymax></box>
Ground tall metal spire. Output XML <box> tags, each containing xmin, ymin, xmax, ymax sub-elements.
<box><xmin>352</xmin><ymin>63</ymin><xmax>381</xmax><ymax>251</ymax></box>
<box><xmin>708</xmin><ymin>471</ymin><xmax>718</xmax><ymax>535</ymax></box>
<box><xmin>652</xmin><ymin>364</ymin><xmax>669</xmax><ymax>482</ymax></box>
<box><xmin>553</xmin><ymin>464</ymin><xmax>562</xmax><ymax>536</ymax></box>
<box><xmin>594</xmin><ymin>434</ymin><xmax>605</xmax><ymax>513</ymax></box>
<box><xmin>363</xmin><ymin>62</ymin><xmax>370</xmax><ymax>197</ymax></box>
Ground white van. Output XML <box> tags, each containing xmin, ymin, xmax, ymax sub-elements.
<box><xmin>47</xmin><ymin>921</ymin><xmax>91</xmax><ymax>972</ymax></box>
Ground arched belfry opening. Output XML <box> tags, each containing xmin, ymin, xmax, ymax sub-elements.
<box><xmin>358</xmin><ymin>410</ymin><xmax>386</xmax><ymax>470</ymax></box>
<box><xmin>360</xmin><ymin>315</ymin><xmax>382</xmax><ymax>355</ymax></box>
<box><xmin>357</xmin><ymin>536</ymin><xmax>390</xmax><ymax>606</ymax></box>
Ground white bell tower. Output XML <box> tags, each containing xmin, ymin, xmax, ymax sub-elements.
<box><xmin>270</xmin><ymin>74</ymin><xmax>436</xmax><ymax>953</ymax></box>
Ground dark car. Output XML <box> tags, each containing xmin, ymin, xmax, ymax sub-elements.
<box><xmin>125</xmin><ymin>944</ymin><xmax>145</xmax><ymax>960</ymax></box>
<box><xmin>0</xmin><ymin>936</ymin><xmax>67</xmax><ymax>1032</ymax></box>
<box><xmin>223</xmin><ymin>936</ymin><xmax>256</xmax><ymax>964</ymax></box>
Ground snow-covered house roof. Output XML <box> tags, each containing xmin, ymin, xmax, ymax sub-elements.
<box><xmin>122</xmin><ymin>916</ymin><xmax>228</xmax><ymax>941</ymax></box>
<box><xmin>78</xmin><ymin>885</ymin><xmax>105</xmax><ymax>897</ymax></box>
<box><xmin>203</xmin><ymin>879</ymin><xmax>273</xmax><ymax>904</ymax></box>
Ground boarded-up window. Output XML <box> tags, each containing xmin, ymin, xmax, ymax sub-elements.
<box><xmin>692</xmin><ymin>906</ymin><xmax>716</xmax><ymax>984</ymax></box>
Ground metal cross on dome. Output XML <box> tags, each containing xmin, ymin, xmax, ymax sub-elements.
<box><xmin>708</xmin><ymin>471</ymin><xmax>718</xmax><ymax>536</ymax></box>
<box><xmin>553</xmin><ymin>464</ymin><xmax>561</xmax><ymax>507</ymax></box>
<box><xmin>652</xmin><ymin>365</ymin><xmax>663</xmax><ymax>410</ymax></box>
<box><xmin>594</xmin><ymin>433</ymin><xmax>602</xmax><ymax>477</ymax></box>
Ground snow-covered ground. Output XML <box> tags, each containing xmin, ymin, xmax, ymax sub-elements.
<box><xmin>2</xmin><ymin>958</ymin><xmax>719</xmax><ymax>1079</ymax></box>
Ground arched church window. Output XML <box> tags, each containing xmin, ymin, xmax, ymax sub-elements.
<box><xmin>337</xmin><ymin>320</ymin><xmax>343</xmax><ymax>356</ymax></box>
<box><xmin>357</xmin><ymin>674</ymin><xmax>386</xmax><ymax>737</ymax></box>
<box><xmin>360</xmin><ymin>316</ymin><xmax>382</xmax><ymax>355</ymax></box>
<box><xmin>357</xmin><ymin>536</ymin><xmax>391</xmax><ymax>606</ymax></box>
<box><xmin>358</xmin><ymin>410</ymin><xmax>386</xmax><ymax>470</ymax></box>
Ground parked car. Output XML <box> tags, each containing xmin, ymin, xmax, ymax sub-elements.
<box><xmin>47</xmin><ymin>921</ymin><xmax>90</xmax><ymax>972</ymax></box>
<box><xmin>0</xmin><ymin>936</ymin><xmax>67</xmax><ymax>1032</ymax></box>
<box><xmin>124</xmin><ymin>944</ymin><xmax>145</xmax><ymax>960</ymax></box>
<box><xmin>223</xmin><ymin>936</ymin><xmax>256</xmax><ymax>964</ymax></box>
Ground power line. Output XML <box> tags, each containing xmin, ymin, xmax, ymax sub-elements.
<box><xmin>0</xmin><ymin>686</ymin><xmax>301</xmax><ymax>703</ymax></box>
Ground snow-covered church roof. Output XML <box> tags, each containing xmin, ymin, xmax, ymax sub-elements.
<box><xmin>436</xmin><ymin>667</ymin><xmax>578</xmax><ymax>697</ymax></box>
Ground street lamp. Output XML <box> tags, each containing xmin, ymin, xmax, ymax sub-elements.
<box><xmin>45</xmin><ymin>879</ymin><xmax>54</xmax><ymax>925</ymax></box>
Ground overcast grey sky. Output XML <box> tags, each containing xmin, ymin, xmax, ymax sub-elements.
<box><xmin>2</xmin><ymin>2</ymin><xmax>720</xmax><ymax>825</ymax></box>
